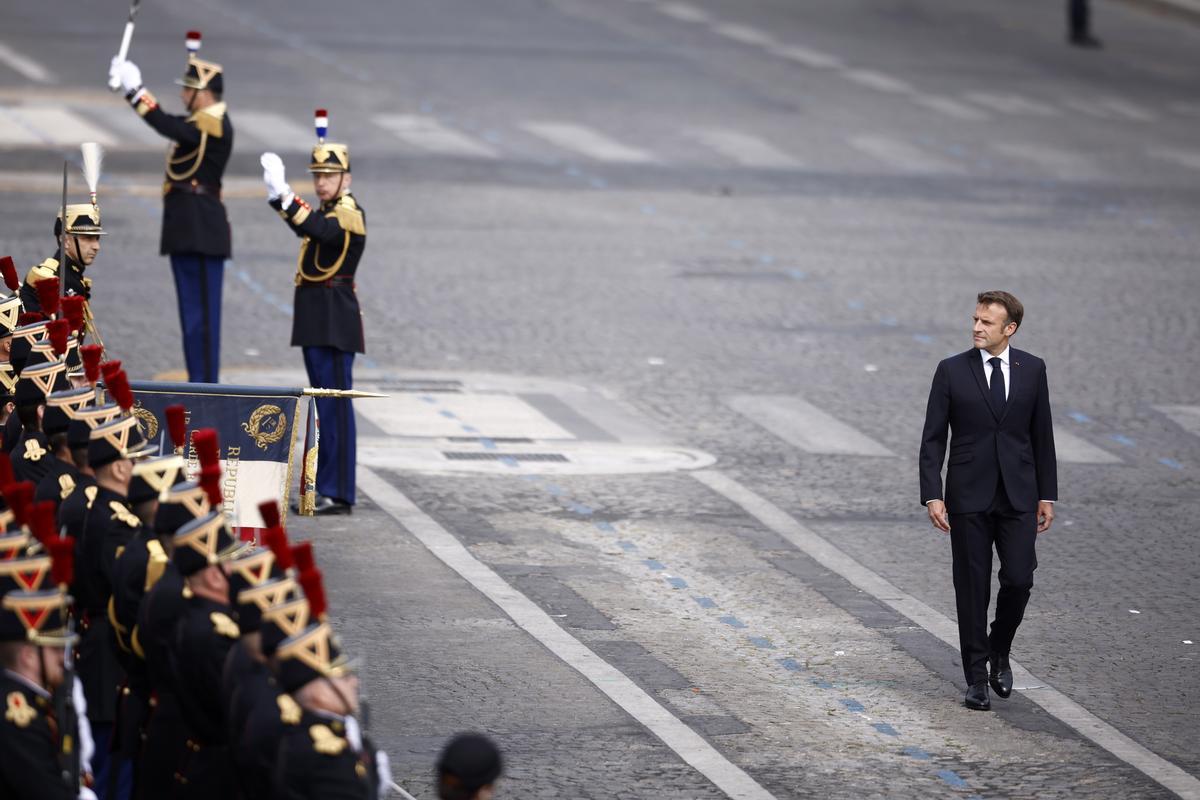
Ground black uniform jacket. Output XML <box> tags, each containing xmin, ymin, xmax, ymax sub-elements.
<box><xmin>136</xmin><ymin>564</ymin><xmax>188</xmax><ymax>798</ymax></box>
<box><xmin>134</xmin><ymin>92</ymin><xmax>233</xmax><ymax>257</ymax></box>
<box><xmin>34</xmin><ymin>455</ymin><xmax>80</xmax><ymax>507</ymax></box>
<box><xmin>274</xmin><ymin>708</ymin><xmax>379</xmax><ymax>800</ymax></box>
<box><xmin>21</xmin><ymin>250</ymin><xmax>90</xmax><ymax>312</ymax></box>
<box><xmin>11</xmin><ymin>431</ymin><xmax>54</xmax><ymax>485</ymax></box>
<box><xmin>919</xmin><ymin>347</ymin><xmax>1058</xmax><ymax>514</ymax></box>
<box><xmin>57</xmin><ymin>472</ymin><xmax>97</xmax><ymax>540</ymax></box>
<box><xmin>0</xmin><ymin>672</ymin><xmax>75</xmax><ymax>800</ymax></box>
<box><xmin>223</xmin><ymin>642</ymin><xmax>286</xmax><ymax>799</ymax></box>
<box><xmin>269</xmin><ymin>192</ymin><xmax>366</xmax><ymax>354</ymax></box>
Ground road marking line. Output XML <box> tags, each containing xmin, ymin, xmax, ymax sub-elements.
<box><xmin>1053</xmin><ymin>429</ymin><xmax>1122</xmax><ymax>463</ymax></box>
<box><xmin>684</xmin><ymin>128</ymin><xmax>802</xmax><ymax>168</ymax></box>
<box><xmin>358</xmin><ymin>467</ymin><xmax>778</xmax><ymax>800</ymax></box>
<box><xmin>87</xmin><ymin>106</ymin><xmax>166</xmax><ymax>148</ymax></box>
<box><xmin>0</xmin><ymin>108</ymin><xmax>45</xmax><ymax>145</ymax></box>
<box><xmin>766</xmin><ymin>43</ymin><xmax>843</xmax><ymax>70</ymax></box>
<box><xmin>727</xmin><ymin>395</ymin><xmax>895</xmax><ymax>457</ymax></box>
<box><xmin>1154</xmin><ymin>405</ymin><xmax>1200</xmax><ymax>436</ymax></box>
<box><xmin>236</xmin><ymin>110</ymin><xmax>319</xmax><ymax>151</ymax></box>
<box><xmin>964</xmin><ymin>92</ymin><xmax>1059</xmax><ymax>117</ymax></box>
<box><xmin>373</xmin><ymin>114</ymin><xmax>500</xmax><ymax>159</ymax></box>
<box><xmin>848</xmin><ymin>134</ymin><xmax>963</xmax><ymax>174</ymax></box>
<box><xmin>843</xmin><ymin>69</ymin><xmax>914</xmax><ymax>95</ymax></box>
<box><xmin>692</xmin><ymin>469</ymin><xmax>1200</xmax><ymax>800</ymax></box>
<box><xmin>1066</xmin><ymin>97</ymin><xmax>1155</xmax><ymax>122</ymax></box>
<box><xmin>522</xmin><ymin>121</ymin><xmax>657</xmax><ymax>163</ymax></box>
<box><xmin>911</xmin><ymin>95</ymin><xmax>990</xmax><ymax>121</ymax></box>
<box><xmin>1</xmin><ymin>106</ymin><xmax>116</xmax><ymax>146</ymax></box>
<box><xmin>1147</xmin><ymin>148</ymin><xmax>1200</xmax><ymax>171</ymax></box>
<box><xmin>657</xmin><ymin>2</ymin><xmax>711</xmax><ymax>23</ymax></box>
<box><xmin>709</xmin><ymin>22</ymin><xmax>776</xmax><ymax>47</ymax></box>
<box><xmin>0</xmin><ymin>43</ymin><xmax>55</xmax><ymax>83</ymax></box>
<box><xmin>992</xmin><ymin>142</ymin><xmax>1103</xmax><ymax>181</ymax></box>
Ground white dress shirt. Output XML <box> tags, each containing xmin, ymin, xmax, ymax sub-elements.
<box><xmin>981</xmin><ymin>345</ymin><xmax>1010</xmax><ymax>400</ymax></box>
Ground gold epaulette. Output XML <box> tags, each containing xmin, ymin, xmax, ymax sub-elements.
<box><xmin>333</xmin><ymin>195</ymin><xmax>365</xmax><ymax>236</ymax></box>
<box><xmin>134</xmin><ymin>89</ymin><xmax>158</xmax><ymax>117</ymax></box>
<box><xmin>25</xmin><ymin>259</ymin><xmax>58</xmax><ymax>286</ymax></box>
<box><xmin>144</xmin><ymin>539</ymin><xmax>168</xmax><ymax>592</ymax></box>
<box><xmin>190</xmin><ymin>101</ymin><xmax>227</xmax><ymax>138</ymax></box>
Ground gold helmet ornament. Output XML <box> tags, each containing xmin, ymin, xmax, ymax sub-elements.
<box><xmin>309</xmin><ymin>109</ymin><xmax>350</xmax><ymax>173</ymax></box>
<box><xmin>55</xmin><ymin>203</ymin><xmax>106</xmax><ymax>237</ymax></box>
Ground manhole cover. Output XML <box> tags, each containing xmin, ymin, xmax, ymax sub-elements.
<box><xmin>442</xmin><ymin>452</ymin><xmax>569</xmax><ymax>463</ymax></box>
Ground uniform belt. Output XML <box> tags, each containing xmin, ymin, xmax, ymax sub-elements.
<box><xmin>302</xmin><ymin>276</ymin><xmax>356</xmax><ymax>288</ymax></box>
<box><xmin>163</xmin><ymin>180</ymin><xmax>222</xmax><ymax>197</ymax></box>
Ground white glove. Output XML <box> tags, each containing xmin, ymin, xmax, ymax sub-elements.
<box><xmin>376</xmin><ymin>750</ymin><xmax>393</xmax><ymax>796</ymax></box>
<box><xmin>260</xmin><ymin>152</ymin><xmax>292</xmax><ymax>203</ymax></box>
<box><xmin>79</xmin><ymin>788</ymin><xmax>99</xmax><ymax>800</ymax></box>
<box><xmin>73</xmin><ymin>676</ymin><xmax>95</xmax><ymax>774</ymax></box>
<box><xmin>112</xmin><ymin>58</ymin><xmax>142</xmax><ymax>95</ymax></box>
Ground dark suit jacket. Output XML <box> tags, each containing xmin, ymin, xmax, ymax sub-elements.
<box><xmin>919</xmin><ymin>347</ymin><xmax>1057</xmax><ymax>513</ymax></box>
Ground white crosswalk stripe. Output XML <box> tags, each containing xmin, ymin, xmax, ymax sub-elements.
<box><xmin>684</xmin><ymin>128</ymin><xmax>801</xmax><ymax>168</ymax></box>
<box><xmin>0</xmin><ymin>44</ymin><xmax>55</xmax><ymax>83</ymax></box>
<box><xmin>236</xmin><ymin>111</ymin><xmax>319</xmax><ymax>151</ymax></box>
<box><xmin>1055</xmin><ymin>430</ymin><xmax>1123</xmax><ymax>464</ymax></box>
<box><xmin>911</xmin><ymin>95</ymin><xmax>990</xmax><ymax>121</ymax></box>
<box><xmin>0</xmin><ymin>106</ymin><xmax>116</xmax><ymax>146</ymax></box>
<box><xmin>709</xmin><ymin>22</ymin><xmax>775</xmax><ymax>47</ymax></box>
<box><xmin>1154</xmin><ymin>405</ymin><xmax>1200</xmax><ymax>437</ymax></box>
<box><xmin>964</xmin><ymin>92</ymin><xmax>1059</xmax><ymax>116</ymax></box>
<box><xmin>1147</xmin><ymin>147</ymin><xmax>1200</xmax><ymax>171</ymax></box>
<box><xmin>522</xmin><ymin>121</ymin><xmax>657</xmax><ymax>163</ymax></box>
<box><xmin>657</xmin><ymin>2</ymin><xmax>711</xmax><ymax>23</ymax></box>
<box><xmin>373</xmin><ymin>114</ymin><xmax>500</xmax><ymax>159</ymax></box>
<box><xmin>1066</xmin><ymin>97</ymin><xmax>1155</xmax><ymax>122</ymax></box>
<box><xmin>843</xmin><ymin>69</ymin><xmax>914</xmax><ymax>95</ymax></box>
<box><xmin>87</xmin><ymin>106</ymin><xmax>165</xmax><ymax>148</ymax></box>
<box><xmin>992</xmin><ymin>142</ymin><xmax>1103</xmax><ymax>181</ymax></box>
<box><xmin>727</xmin><ymin>395</ymin><xmax>895</xmax><ymax>457</ymax></box>
<box><xmin>848</xmin><ymin>135</ymin><xmax>963</xmax><ymax>174</ymax></box>
<box><xmin>766</xmin><ymin>43</ymin><xmax>844</xmax><ymax>70</ymax></box>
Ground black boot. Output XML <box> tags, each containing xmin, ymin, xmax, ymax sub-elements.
<box><xmin>989</xmin><ymin>652</ymin><xmax>1013</xmax><ymax>698</ymax></box>
<box><xmin>964</xmin><ymin>680</ymin><xmax>991</xmax><ymax>711</ymax></box>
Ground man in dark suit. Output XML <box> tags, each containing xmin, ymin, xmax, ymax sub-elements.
<box><xmin>919</xmin><ymin>290</ymin><xmax>1057</xmax><ymax>711</ymax></box>
<box><xmin>110</xmin><ymin>31</ymin><xmax>233</xmax><ymax>384</ymax></box>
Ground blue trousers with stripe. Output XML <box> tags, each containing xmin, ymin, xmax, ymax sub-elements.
<box><xmin>303</xmin><ymin>346</ymin><xmax>356</xmax><ymax>505</ymax></box>
<box><xmin>169</xmin><ymin>254</ymin><xmax>224</xmax><ymax>383</ymax></box>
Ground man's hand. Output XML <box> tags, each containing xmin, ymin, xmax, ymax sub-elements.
<box><xmin>111</xmin><ymin>57</ymin><xmax>142</xmax><ymax>95</ymax></box>
<box><xmin>260</xmin><ymin>152</ymin><xmax>291</xmax><ymax>203</ymax></box>
<box><xmin>1037</xmin><ymin>500</ymin><xmax>1055</xmax><ymax>533</ymax></box>
<box><xmin>927</xmin><ymin>500</ymin><xmax>950</xmax><ymax>533</ymax></box>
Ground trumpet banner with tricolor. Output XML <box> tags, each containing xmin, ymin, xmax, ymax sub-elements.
<box><xmin>128</xmin><ymin>381</ymin><xmax>317</xmax><ymax>536</ymax></box>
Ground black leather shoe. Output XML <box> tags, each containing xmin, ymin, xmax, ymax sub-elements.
<box><xmin>964</xmin><ymin>681</ymin><xmax>991</xmax><ymax>711</ymax></box>
<box><xmin>291</xmin><ymin>495</ymin><xmax>353</xmax><ymax>516</ymax></box>
<box><xmin>989</xmin><ymin>653</ymin><xmax>1013</xmax><ymax>698</ymax></box>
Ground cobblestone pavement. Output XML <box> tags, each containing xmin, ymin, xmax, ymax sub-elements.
<box><xmin>2</xmin><ymin>0</ymin><xmax>1199</xmax><ymax>796</ymax></box>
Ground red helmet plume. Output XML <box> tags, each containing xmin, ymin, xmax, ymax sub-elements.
<box><xmin>31</xmin><ymin>500</ymin><xmax>58</xmax><ymax>544</ymax></box>
<box><xmin>0</xmin><ymin>256</ymin><xmax>18</xmax><ymax>292</ymax></box>
<box><xmin>258</xmin><ymin>500</ymin><xmax>280</xmax><ymax>530</ymax></box>
<box><xmin>298</xmin><ymin>568</ymin><xmax>327</xmax><ymax>619</ymax></box>
<box><xmin>199</xmin><ymin>464</ymin><xmax>222</xmax><ymax>506</ymax></box>
<box><xmin>17</xmin><ymin>312</ymin><xmax>45</xmax><ymax>327</ymax></box>
<box><xmin>2</xmin><ymin>482</ymin><xmax>35</xmax><ymax>528</ymax></box>
<box><xmin>192</xmin><ymin>428</ymin><xmax>219</xmax><ymax>468</ymax></box>
<box><xmin>62</xmin><ymin>296</ymin><xmax>86</xmax><ymax>334</ymax></box>
<box><xmin>47</xmin><ymin>319</ymin><xmax>70</xmax><ymax>356</ymax></box>
<box><xmin>290</xmin><ymin>541</ymin><xmax>314</xmax><ymax>574</ymax></box>
<box><xmin>262</xmin><ymin>526</ymin><xmax>293</xmax><ymax>572</ymax></box>
<box><xmin>108</xmin><ymin>370</ymin><xmax>135</xmax><ymax>411</ymax></box>
<box><xmin>100</xmin><ymin>360</ymin><xmax>122</xmax><ymax>379</ymax></box>
<box><xmin>165</xmin><ymin>405</ymin><xmax>187</xmax><ymax>450</ymax></box>
<box><xmin>35</xmin><ymin>278</ymin><xmax>60</xmax><ymax>318</ymax></box>
<box><xmin>81</xmin><ymin>345</ymin><xmax>104</xmax><ymax>385</ymax></box>
<box><xmin>0</xmin><ymin>452</ymin><xmax>13</xmax><ymax>489</ymax></box>
<box><xmin>48</xmin><ymin>536</ymin><xmax>75</xmax><ymax>588</ymax></box>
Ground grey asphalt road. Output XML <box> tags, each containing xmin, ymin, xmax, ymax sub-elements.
<box><xmin>1</xmin><ymin>0</ymin><xmax>1199</xmax><ymax>797</ymax></box>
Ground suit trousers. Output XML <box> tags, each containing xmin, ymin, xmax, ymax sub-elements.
<box><xmin>302</xmin><ymin>346</ymin><xmax>357</xmax><ymax>505</ymax></box>
<box><xmin>948</xmin><ymin>481</ymin><xmax>1037</xmax><ymax>685</ymax></box>
<box><xmin>169</xmin><ymin>254</ymin><xmax>224</xmax><ymax>383</ymax></box>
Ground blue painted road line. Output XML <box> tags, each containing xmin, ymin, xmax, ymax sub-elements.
<box><xmin>545</xmin><ymin>485</ymin><xmax>564</xmax><ymax>496</ymax></box>
<box><xmin>1110</xmin><ymin>433</ymin><xmax>1136</xmax><ymax>447</ymax></box>
<box><xmin>420</xmin><ymin>395</ymin><xmax>437</xmax><ymax>404</ymax></box>
<box><xmin>666</xmin><ymin>577</ymin><xmax>689</xmax><ymax>589</ymax></box>
<box><xmin>617</xmin><ymin>541</ymin><xmax>638</xmax><ymax>552</ymax></box>
<box><xmin>787</xmin><ymin>269</ymin><xmax>806</xmax><ymax>280</ymax></box>
<box><xmin>594</xmin><ymin>521</ymin><xmax>616</xmax><ymax>533</ymax></box>
<box><xmin>460</xmin><ymin>424</ymin><xmax>480</xmax><ymax>433</ymax></box>
<box><xmin>643</xmin><ymin>559</ymin><xmax>666</xmax><ymax>571</ymax></box>
<box><xmin>776</xmin><ymin>657</ymin><xmax>803</xmax><ymax>672</ymax></box>
<box><xmin>937</xmin><ymin>770</ymin><xmax>969</xmax><ymax>788</ymax></box>
<box><xmin>480</xmin><ymin>437</ymin><xmax>497</xmax><ymax>450</ymax></box>
<box><xmin>568</xmin><ymin>503</ymin><xmax>594</xmax><ymax>516</ymax></box>
<box><xmin>840</xmin><ymin>699</ymin><xmax>865</xmax><ymax>712</ymax></box>
<box><xmin>902</xmin><ymin>746</ymin><xmax>932</xmax><ymax>760</ymax></box>
<box><xmin>912</xmin><ymin>333</ymin><xmax>934</xmax><ymax>344</ymax></box>
<box><xmin>498</xmin><ymin>456</ymin><xmax>518</xmax><ymax>468</ymax></box>
<box><xmin>847</xmin><ymin>299</ymin><xmax>864</xmax><ymax>310</ymax></box>
<box><xmin>718</xmin><ymin>615</ymin><xmax>747</xmax><ymax>629</ymax></box>
<box><xmin>439</xmin><ymin>409</ymin><xmax>457</xmax><ymax>419</ymax></box>
<box><xmin>746</xmin><ymin>636</ymin><xmax>775</xmax><ymax>649</ymax></box>
<box><xmin>810</xmin><ymin>679</ymin><xmax>834</xmax><ymax>689</ymax></box>
<box><xmin>1160</xmin><ymin>458</ymin><xmax>1184</xmax><ymax>470</ymax></box>
<box><xmin>873</xmin><ymin>722</ymin><xmax>900</xmax><ymax>737</ymax></box>
<box><xmin>693</xmin><ymin>596</ymin><xmax>718</xmax><ymax>609</ymax></box>
<box><xmin>1068</xmin><ymin>411</ymin><xmax>1091</xmax><ymax>424</ymax></box>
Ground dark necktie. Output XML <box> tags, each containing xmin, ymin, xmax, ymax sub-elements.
<box><xmin>988</xmin><ymin>356</ymin><xmax>1006</xmax><ymax>413</ymax></box>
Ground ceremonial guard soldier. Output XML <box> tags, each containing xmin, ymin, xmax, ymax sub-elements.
<box><xmin>12</xmin><ymin>359</ymin><xmax>70</xmax><ymax>486</ymax></box>
<box><xmin>0</xmin><ymin>539</ymin><xmax>87</xmax><ymax>799</ymax></box>
<box><xmin>21</xmin><ymin>204</ymin><xmax>104</xmax><ymax>315</ymax></box>
<box><xmin>262</xmin><ymin>110</ymin><xmax>365</xmax><ymax>515</ymax></box>
<box><xmin>110</xmin><ymin>31</ymin><xmax>233</xmax><ymax>384</ymax></box>
<box><xmin>34</xmin><ymin>387</ymin><xmax>94</xmax><ymax>507</ymax></box>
